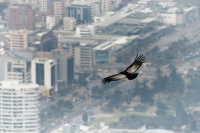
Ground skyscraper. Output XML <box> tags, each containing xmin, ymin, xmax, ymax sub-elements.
<box><xmin>8</xmin><ymin>4</ymin><xmax>35</xmax><ymax>30</ymax></box>
<box><xmin>0</xmin><ymin>80</ymin><xmax>40</xmax><ymax>133</ymax></box>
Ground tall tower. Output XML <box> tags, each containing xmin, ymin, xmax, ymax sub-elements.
<box><xmin>0</xmin><ymin>80</ymin><xmax>40</xmax><ymax>133</ymax></box>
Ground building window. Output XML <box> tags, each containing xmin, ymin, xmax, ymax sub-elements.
<box><xmin>36</xmin><ymin>63</ymin><xmax>44</xmax><ymax>85</ymax></box>
<box><xmin>51</xmin><ymin>65</ymin><xmax>56</xmax><ymax>86</ymax></box>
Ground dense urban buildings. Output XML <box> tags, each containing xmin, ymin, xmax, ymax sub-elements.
<box><xmin>0</xmin><ymin>0</ymin><xmax>199</xmax><ymax>132</ymax></box>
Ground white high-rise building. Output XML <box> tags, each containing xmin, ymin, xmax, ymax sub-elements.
<box><xmin>31</xmin><ymin>58</ymin><xmax>57</xmax><ymax>90</ymax></box>
<box><xmin>0</xmin><ymin>80</ymin><xmax>40</xmax><ymax>133</ymax></box>
<box><xmin>46</xmin><ymin>15</ymin><xmax>56</xmax><ymax>30</ymax></box>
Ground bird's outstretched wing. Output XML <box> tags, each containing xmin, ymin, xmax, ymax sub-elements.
<box><xmin>98</xmin><ymin>73</ymin><xmax>126</xmax><ymax>84</ymax></box>
<box><xmin>125</xmin><ymin>54</ymin><xmax>146</xmax><ymax>73</ymax></box>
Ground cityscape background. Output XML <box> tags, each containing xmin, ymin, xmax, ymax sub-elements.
<box><xmin>0</xmin><ymin>0</ymin><xmax>199</xmax><ymax>133</ymax></box>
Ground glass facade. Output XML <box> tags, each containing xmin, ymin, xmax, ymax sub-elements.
<box><xmin>51</xmin><ymin>65</ymin><xmax>56</xmax><ymax>86</ymax></box>
<box><xmin>36</xmin><ymin>63</ymin><xmax>44</xmax><ymax>85</ymax></box>
<box><xmin>67</xmin><ymin>58</ymin><xmax>74</xmax><ymax>84</ymax></box>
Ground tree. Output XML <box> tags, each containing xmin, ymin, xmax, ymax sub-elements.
<box><xmin>174</xmin><ymin>100</ymin><xmax>189</xmax><ymax>127</ymax></box>
<box><xmin>82</xmin><ymin>113</ymin><xmax>88</xmax><ymax>123</ymax></box>
<box><xmin>108</xmin><ymin>88</ymin><xmax>122</xmax><ymax>109</ymax></box>
<box><xmin>156</xmin><ymin>101</ymin><xmax>168</xmax><ymax>116</ymax></box>
<box><xmin>58</xmin><ymin>87</ymin><xmax>68</xmax><ymax>96</ymax></box>
<box><xmin>168</xmin><ymin>64</ymin><xmax>185</xmax><ymax>94</ymax></box>
<box><xmin>135</xmin><ymin>81</ymin><xmax>154</xmax><ymax>105</ymax></box>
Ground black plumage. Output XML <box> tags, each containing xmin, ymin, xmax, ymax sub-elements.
<box><xmin>98</xmin><ymin>54</ymin><xmax>146</xmax><ymax>84</ymax></box>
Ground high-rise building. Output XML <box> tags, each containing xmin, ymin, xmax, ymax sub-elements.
<box><xmin>4</xmin><ymin>59</ymin><xmax>31</xmax><ymax>83</ymax></box>
<box><xmin>72</xmin><ymin>0</ymin><xmax>101</xmax><ymax>20</ymax></box>
<box><xmin>39</xmin><ymin>0</ymin><xmax>51</xmax><ymax>12</ymax></box>
<box><xmin>63</xmin><ymin>17</ymin><xmax>76</xmax><ymax>31</ymax></box>
<box><xmin>46</xmin><ymin>15</ymin><xmax>56</xmax><ymax>30</ymax></box>
<box><xmin>52</xmin><ymin>48</ymin><xmax>74</xmax><ymax>85</ymax></box>
<box><xmin>10</xmin><ymin>30</ymin><xmax>28</xmax><ymax>50</ymax></box>
<box><xmin>74</xmin><ymin>43</ymin><xmax>93</xmax><ymax>72</ymax></box>
<box><xmin>66</xmin><ymin>4</ymin><xmax>91</xmax><ymax>24</ymax></box>
<box><xmin>8</xmin><ymin>4</ymin><xmax>35</xmax><ymax>30</ymax></box>
<box><xmin>31</xmin><ymin>58</ymin><xmax>57</xmax><ymax>90</ymax></box>
<box><xmin>53</xmin><ymin>1</ymin><xmax>64</xmax><ymax>22</ymax></box>
<box><xmin>0</xmin><ymin>80</ymin><xmax>40</xmax><ymax>133</ymax></box>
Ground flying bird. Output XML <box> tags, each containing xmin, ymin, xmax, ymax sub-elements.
<box><xmin>98</xmin><ymin>54</ymin><xmax>146</xmax><ymax>84</ymax></box>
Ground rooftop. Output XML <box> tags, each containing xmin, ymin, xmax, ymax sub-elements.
<box><xmin>93</xmin><ymin>4</ymin><xmax>145</xmax><ymax>28</ymax></box>
<box><xmin>35</xmin><ymin>51</ymin><xmax>52</xmax><ymax>58</ymax></box>
<box><xmin>93</xmin><ymin>35</ymin><xmax>138</xmax><ymax>50</ymax></box>
<box><xmin>0</xmin><ymin>80</ymin><xmax>39</xmax><ymax>90</ymax></box>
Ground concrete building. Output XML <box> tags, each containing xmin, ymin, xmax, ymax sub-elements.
<box><xmin>93</xmin><ymin>36</ymin><xmax>138</xmax><ymax>65</ymax></box>
<box><xmin>31</xmin><ymin>58</ymin><xmax>57</xmax><ymax>91</ymax></box>
<box><xmin>0</xmin><ymin>80</ymin><xmax>40</xmax><ymax>133</ymax></box>
<box><xmin>67</xmin><ymin>4</ymin><xmax>91</xmax><ymax>24</ymax></box>
<box><xmin>101</xmin><ymin>0</ymin><xmax>112</xmax><ymax>13</ymax></box>
<box><xmin>39</xmin><ymin>0</ymin><xmax>51</xmax><ymax>12</ymax></box>
<box><xmin>63</xmin><ymin>17</ymin><xmax>76</xmax><ymax>31</ymax></box>
<box><xmin>52</xmin><ymin>48</ymin><xmax>74</xmax><ymax>85</ymax></box>
<box><xmin>72</xmin><ymin>0</ymin><xmax>101</xmax><ymax>20</ymax></box>
<box><xmin>5</xmin><ymin>59</ymin><xmax>31</xmax><ymax>83</ymax></box>
<box><xmin>33</xmin><ymin>31</ymin><xmax>58</xmax><ymax>52</ymax></box>
<box><xmin>76</xmin><ymin>25</ymin><xmax>95</xmax><ymax>37</ymax></box>
<box><xmin>46</xmin><ymin>15</ymin><xmax>56</xmax><ymax>30</ymax></box>
<box><xmin>53</xmin><ymin>1</ymin><xmax>64</xmax><ymax>22</ymax></box>
<box><xmin>10</xmin><ymin>29</ymin><xmax>28</xmax><ymax>50</ymax></box>
<box><xmin>74</xmin><ymin>43</ymin><xmax>93</xmax><ymax>72</ymax></box>
<box><xmin>8</xmin><ymin>4</ymin><xmax>35</xmax><ymax>30</ymax></box>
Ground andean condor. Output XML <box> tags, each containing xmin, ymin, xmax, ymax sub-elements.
<box><xmin>98</xmin><ymin>54</ymin><xmax>146</xmax><ymax>84</ymax></box>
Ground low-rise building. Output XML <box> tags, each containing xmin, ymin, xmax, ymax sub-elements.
<box><xmin>63</xmin><ymin>17</ymin><xmax>76</xmax><ymax>31</ymax></box>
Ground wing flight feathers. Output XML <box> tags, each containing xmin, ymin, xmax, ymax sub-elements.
<box><xmin>125</xmin><ymin>54</ymin><xmax>146</xmax><ymax>73</ymax></box>
<box><xmin>98</xmin><ymin>73</ymin><xmax>126</xmax><ymax>84</ymax></box>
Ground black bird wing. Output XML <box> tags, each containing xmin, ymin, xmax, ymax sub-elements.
<box><xmin>98</xmin><ymin>73</ymin><xmax>126</xmax><ymax>84</ymax></box>
<box><xmin>124</xmin><ymin>54</ymin><xmax>146</xmax><ymax>73</ymax></box>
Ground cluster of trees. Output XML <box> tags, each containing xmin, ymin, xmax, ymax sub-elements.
<box><xmin>40</xmin><ymin>99</ymin><xmax>73</xmax><ymax>125</ymax></box>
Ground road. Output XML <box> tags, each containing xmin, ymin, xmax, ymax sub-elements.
<box><xmin>152</xmin><ymin>20</ymin><xmax>200</xmax><ymax>51</ymax></box>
